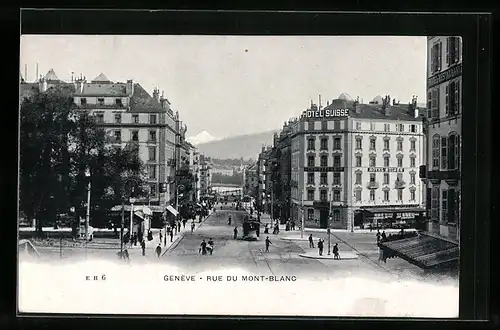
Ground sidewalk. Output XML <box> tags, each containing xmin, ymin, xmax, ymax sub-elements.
<box><xmin>126</xmin><ymin>210</ymin><xmax>214</xmax><ymax>258</ymax></box>
<box><xmin>298</xmin><ymin>251</ymin><xmax>358</xmax><ymax>260</ymax></box>
<box><xmin>304</xmin><ymin>227</ymin><xmax>417</xmax><ymax>234</ymax></box>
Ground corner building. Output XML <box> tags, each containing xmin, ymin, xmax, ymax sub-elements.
<box><xmin>290</xmin><ymin>94</ymin><xmax>425</xmax><ymax>230</ymax></box>
<box><xmin>423</xmin><ymin>36</ymin><xmax>462</xmax><ymax>243</ymax></box>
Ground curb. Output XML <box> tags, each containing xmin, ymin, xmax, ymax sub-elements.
<box><xmin>298</xmin><ymin>253</ymin><xmax>359</xmax><ymax>260</ymax></box>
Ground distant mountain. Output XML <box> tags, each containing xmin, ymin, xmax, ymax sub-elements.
<box><xmin>195</xmin><ymin>130</ymin><xmax>278</xmax><ymax>160</ymax></box>
<box><xmin>187</xmin><ymin>130</ymin><xmax>220</xmax><ymax>145</ymax></box>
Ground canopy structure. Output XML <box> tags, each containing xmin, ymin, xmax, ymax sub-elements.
<box><xmin>362</xmin><ymin>207</ymin><xmax>426</xmax><ymax>214</ymax></box>
<box><xmin>378</xmin><ymin>233</ymin><xmax>459</xmax><ymax>269</ymax></box>
<box><xmin>166</xmin><ymin>205</ymin><xmax>179</xmax><ymax>217</ymax></box>
<box><xmin>110</xmin><ymin>205</ymin><xmax>164</xmax><ymax>213</ymax></box>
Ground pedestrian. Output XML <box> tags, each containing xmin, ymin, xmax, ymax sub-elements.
<box><xmin>285</xmin><ymin>220</ymin><xmax>290</xmax><ymax>231</ymax></box>
<box><xmin>199</xmin><ymin>239</ymin><xmax>207</xmax><ymax>255</ymax></box>
<box><xmin>170</xmin><ymin>229</ymin><xmax>174</xmax><ymax>242</ymax></box>
<box><xmin>208</xmin><ymin>238</ymin><xmax>214</xmax><ymax>255</ymax></box>
<box><xmin>191</xmin><ymin>221</ymin><xmax>195</xmax><ymax>233</ymax></box>
<box><xmin>381</xmin><ymin>230</ymin><xmax>387</xmax><ymax>242</ymax></box>
<box><xmin>177</xmin><ymin>221</ymin><xmax>181</xmax><ymax>232</ymax></box>
<box><xmin>291</xmin><ymin>221</ymin><xmax>295</xmax><ymax>231</ymax></box>
<box><xmin>156</xmin><ymin>244</ymin><xmax>162</xmax><ymax>258</ymax></box>
<box><xmin>141</xmin><ymin>240</ymin><xmax>146</xmax><ymax>256</ymax></box>
<box><xmin>376</xmin><ymin>230</ymin><xmax>381</xmax><ymax>243</ymax></box>
<box><xmin>183</xmin><ymin>219</ymin><xmax>187</xmax><ymax>229</ymax></box>
<box><xmin>264</xmin><ymin>223</ymin><xmax>269</xmax><ymax>234</ymax></box>
<box><xmin>228</xmin><ymin>215</ymin><xmax>232</xmax><ymax>225</ymax></box>
<box><xmin>333</xmin><ymin>243</ymin><xmax>340</xmax><ymax>260</ymax></box>
<box><xmin>318</xmin><ymin>239</ymin><xmax>324</xmax><ymax>256</ymax></box>
<box><xmin>265</xmin><ymin>236</ymin><xmax>272</xmax><ymax>252</ymax></box>
<box><xmin>159</xmin><ymin>230</ymin><xmax>163</xmax><ymax>243</ymax></box>
<box><xmin>234</xmin><ymin>226</ymin><xmax>238</xmax><ymax>239</ymax></box>
<box><xmin>309</xmin><ymin>234</ymin><xmax>314</xmax><ymax>248</ymax></box>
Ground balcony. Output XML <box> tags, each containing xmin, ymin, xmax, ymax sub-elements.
<box><xmin>366</xmin><ymin>181</ymin><xmax>380</xmax><ymax>189</ymax></box>
<box><xmin>394</xmin><ymin>180</ymin><xmax>406</xmax><ymax>189</ymax></box>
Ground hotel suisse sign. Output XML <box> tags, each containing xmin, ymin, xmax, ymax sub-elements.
<box><xmin>305</xmin><ymin>166</ymin><xmax>344</xmax><ymax>172</ymax></box>
<box><xmin>368</xmin><ymin>167</ymin><xmax>404</xmax><ymax>173</ymax></box>
<box><xmin>306</xmin><ymin>109</ymin><xmax>350</xmax><ymax>118</ymax></box>
<box><xmin>427</xmin><ymin>63</ymin><xmax>462</xmax><ymax>88</ymax></box>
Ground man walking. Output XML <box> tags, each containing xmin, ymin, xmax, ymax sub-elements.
<box><xmin>318</xmin><ymin>238</ymin><xmax>324</xmax><ymax>256</ymax></box>
<box><xmin>191</xmin><ymin>221</ymin><xmax>196</xmax><ymax>233</ymax></box>
<box><xmin>234</xmin><ymin>226</ymin><xmax>238</xmax><ymax>239</ymax></box>
<box><xmin>141</xmin><ymin>240</ymin><xmax>146</xmax><ymax>256</ymax></box>
<box><xmin>265</xmin><ymin>236</ymin><xmax>272</xmax><ymax>252</ymax></box>
<box><xmin>309</xmin><ymin>234</ymin><xmax>314</xmax><ymax>248</ymax></box>
<box><xmin>155</xmin><ymin>244</ymin><xmax>162</xmax><ymax>258</ymax></box>
<box><xmin>199</xmin><ymin>239</ymin><xmax>207</xmax><ymax>255</ymax></box>
<box><xmin>333</xmin><ymin>243</ymin><xmax>340</xmax><ymax>260</ymax></box>
<box><xmin>159</xmin><ymin>230</ymin><xmax>163</xmax><ymax>244</ymax></box>
<box><xmin>208</xmin><ymin>238</ymin><xmax>214</xmax><ymax>255</ymax></box>
<box><xmin>170</xmin><ymin>228</ymin><xmax>174</xmax><ymax>242</ymax></box>
<box><xmin>183</xmin><ymin>218</ymin><xmax>187</xmax><ymax>229</ymax></box>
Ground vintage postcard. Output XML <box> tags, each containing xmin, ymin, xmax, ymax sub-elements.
<box><xmin>18</xmin><ymin>35</ymin><xmax>461</xmax><ymax>317</ymax></box>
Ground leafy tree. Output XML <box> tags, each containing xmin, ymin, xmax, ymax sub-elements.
<box><xmin>20</xmin><ymin>85</ymin><xmax>147</xmax><ymax>231</ymax></box>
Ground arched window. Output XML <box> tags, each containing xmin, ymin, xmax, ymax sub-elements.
<box><xmin>448</xmin><ymin>133</ymin><xmax>460</xmax><ymax>170</ymax></box>
<box><xmin>432</xmin><ymin>134</ymin><xmax>440</xmax><ymax>169</ymax></box>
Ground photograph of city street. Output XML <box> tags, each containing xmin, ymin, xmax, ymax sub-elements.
<box><xmin>18</xmin><ymin>35</ymin><xmax>462</xmax><ymax>317</ymax></box>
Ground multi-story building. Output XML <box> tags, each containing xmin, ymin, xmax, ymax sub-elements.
<box><xmin>275</xmin><ymin>121</ymin><xmax>293</xmax><ymax>222</ymax></box>
<box><xmin>191</xmin><ymin>148</ymin><xmax>200</xmax><ymax>202</ymax></box>
<box><xmin>199</xmin><ymin>154</ymin><xmax>212</xmax><ymax>198</ymax></box>
<box><xmin>423</xmin><ymin>36</ymin><xmax>462</xmax><ymax>243</ymax></box>
<box><xmin>71</xmin><ymin>72</ymin><xmax>179</xmax><ymax>210</ymax></box>
<box><xmin>244</xmin><ymin>163</ymin><xmax>258</xmax><ymax>197</ymax></box>
<box><xmin>290</xmin><ymin>93</ymin><xmax>425</xmax><ymax>230</ymax></box>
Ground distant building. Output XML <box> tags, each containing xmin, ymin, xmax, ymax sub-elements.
<box><xmin>199</xmin><ymin>154</ymin><xmax>212</xmax><ymax>198</ymax></box>
<box><xmin>244</xmin><ymin>163</ymin><xmax>258</xmax><ymax>197</ymax></box>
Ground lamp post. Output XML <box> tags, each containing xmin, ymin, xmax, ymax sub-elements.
<box><xmin>300</xmin><ymin>193</ymin><xmax>304</xmax><ymax>239</ymax></box>
<box><xmin>85</xmin><ymin>169</ymin><xmax>91</xmax><ymax>259</ymax></box>
<box><xmin>129</xmin><ymin>196</ymin><xmax>136</xmax><ymax>248</ymax></box>
<box><xmin>327</xmin><ymin>192</ymin><xmax>332</xmax><ymax>255</ymax></box>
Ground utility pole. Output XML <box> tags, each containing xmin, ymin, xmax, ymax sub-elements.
<box><xmin>257</xmin><ymin>156</ymin><xmax>261</xmax><ymax>223</ymax></box>
<box><xmin>85</xmin><ymin>169</ymin><xmax>91</xmax><ymax>260</ymax></box>
<box><xmin>328</xmin><ymin>192</ymin><xmax>332</xmax><ymax>255</ymax></box>
<box><xmin>120</xmin><ymin>199</ymin><xmax>124</xmax><ymax>256</ymax></box>
<box><xmin>301</xmin><ymin>193</ymin><xmax>304</xmax><ymax>239</ymax></box>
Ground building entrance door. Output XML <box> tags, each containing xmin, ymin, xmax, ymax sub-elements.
<box><xmin>320</xmin><ymin>209</ymin><xmax>329</xmax><ymax>229</ymax></box>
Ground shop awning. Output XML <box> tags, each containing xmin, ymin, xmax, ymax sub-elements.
<box><xmin>362</xmin><ymin>207</ymin><xmax>426</xmax><ymax>214</ymax></box>
<box><xmin>166</xmin><ymin>205</ymin><xmax>179</xmax><ymax>216</ymax></box>
<box><xmin>110</xmin><ymin>205</ymin><xmax>165</xmax><ymax>213</ymax></box>
<box><xmin>378</xmin><ymin>234</ymin><xmax>459</xmax><ymax>269</ymax></box>
<box><xmin>134</xmin><ymin>210</ymin><xmax>146</xmax><ymax>220</ymax></box>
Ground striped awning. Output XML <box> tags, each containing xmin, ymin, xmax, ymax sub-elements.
<box><xmin>378</xmin><ymin>234</ymin><xmax>459</xmax><ymax>269</ymax></box>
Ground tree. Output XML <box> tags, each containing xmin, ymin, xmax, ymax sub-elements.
<box><xmin>20</xmin><ymin>85</ymin><xmax>147</xmax><ymax>232</ymax></box>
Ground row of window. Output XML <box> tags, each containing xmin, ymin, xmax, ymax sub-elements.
<box><xmin>110</xmin><ymin>130</ymin><xmax>158</xmax><ymax>144</ymax></box>
<box><xmin>427</xmin><ymin>78</ymin><xmax>461</xmax><ymax>120</ymax></box>
<box><xmin>308</xmin><ymin>137</ymin><xmax>342</xmax><ymax>150</ymax></box>
<box><xmin>355</xmin><ymin>189</ymin><xmax>416</xmax><ymax>202</ymax></box>
<box><xmin>81</xmin><ymin>97</ymin><xmax>124</xmax><ymax>107</ymax></box>
<box><xmin>354</xmin><ymin>122</ymin><xmax>418</xmax><ymax>133</ymax></box>
<box><xmin>355</xmin><ymin>154</ymin><xmax>417</xmax><ymax>168</ymax></box>
<box><xmin>96</xmin><ymin>113</ymin><xmax>158</xmax><ymax>124</ymax></box>
<box><xmin>306</xmin><ymin>121</ymin><xmax>418</xmax><ymax>133</ymax></box>
<box><xmin>307</xmin><ymin>172</ymin><xmax>341</xmax><ymax>185</ymax></box>
<box><xmin>356</xmin><ymin>172</ymin><xmax>416</xmax><ymax>185</ymax></box>
<box><xmin>431</xmin><ymin>133</ymin><xmax>460</xmax><ymax>170</ymax></box>
<box><xmin>430</xmin><ymin>36</ymin><xmax>461</xmax><ymax>75</ymax></box>
<box><xmin>356</xmin><ymin>137</ymin><xmax>417</xmax><ymax>151</ymax></box>
<box><xmin>307</xmin><ymin>155</ymin><xmax>343</xmax><ymax>167</ymax></box>
<box><xmin>429</xmin><ymin>187</ymin><xmax>459</xmax><ymax>224</ymax></box>
<box><xmin>304</xmin><ymin>187</ymin><xmax>416</xmax><ymax>202</ymax></box>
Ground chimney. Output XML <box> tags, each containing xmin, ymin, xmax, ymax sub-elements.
<box><xmin>319</xmin><ymin>95</ymin><xmax>322</xmax><ymax>109</ymax></box>
<box><xmin>327</xmin><ymin>101</ymin><xmax>330</xmax><ymax>106</ymax></box>
<box><xmin>126</xmin><ymin>79</ymin><xmax>134</xmax><ymax>96</ymax></box>
<box><xmin>152</xmin><ymin>87</ymin><xmax>159</xmax><ymax>102</ymax></box>
<box><xmin>38</xmin><ymin>77</ymin><xmax>47</xmax><ymax>92</ymax></box>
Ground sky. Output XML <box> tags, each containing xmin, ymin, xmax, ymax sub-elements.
<box><xmin>20</xmin><ymin>35</ymin><xmax>427</xmax><ymax>139</ymax></box>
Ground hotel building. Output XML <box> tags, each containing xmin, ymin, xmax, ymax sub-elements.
<box><xmin>290</xmin><ymin>94</ymin><xmax>425</xmax><ymax>230</ymax></box>
<box><xmin>423</xmin><ymin>36</ymin><xmax>462</xmax><ymax>243</ymax></box>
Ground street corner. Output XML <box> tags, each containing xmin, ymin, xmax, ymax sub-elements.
<box><xmin>280</xmin><ymin>235</ymin><xmax>309</xmax><ymax>241</ymax></box>
<box><xmin>298</xmin><ymin>251</ymin><xmax>359</xmax><ymax>260</ymax></box>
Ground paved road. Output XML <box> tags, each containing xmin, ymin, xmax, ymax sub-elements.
<box><xmin>163</xmin><ymin>206</ymin><xmax>392</xmax><ymax>280</ymax></box>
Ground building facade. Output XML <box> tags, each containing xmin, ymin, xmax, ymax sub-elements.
<box><xmin>289</xmin><ymin>94</ymin><xmax>425</xmax><ymax>230</ymax></box>
<box><xmin>199</xmin><ymin>154</ymin><xmax>212</xmax><ymax>198</ymax></box>
<box><xmin>423</xmin><ymin>36</ymin><xmax>462</xmax><ymax>243</ymax></box>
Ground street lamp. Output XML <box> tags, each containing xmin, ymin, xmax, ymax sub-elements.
<box><xmin>129</xmin><ymin>196</ymin><xmax>136</xmax><ymax>247</ymax></box>
<box><xmin>300</xmin><ymin>193</ymin><xmax>305</xmax><ymax>239</ymax></box>
<box><xmin>85</xmin><ymin>169</ymin><xmax>91</xmax><ymax>259</ymax></box>
<box><xmin>327</xmin><ymin>192</ymin><xmax>332</xmax><ymax>255</ymax></box>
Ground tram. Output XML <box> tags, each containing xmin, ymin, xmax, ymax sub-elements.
<box><xmin>241</xmin><ymin>214</ymin><xmax>262</xmax><ymax>241</ymax></box>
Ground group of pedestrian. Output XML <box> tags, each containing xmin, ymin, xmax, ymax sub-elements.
<box><xmin>199</xmin><ymin>238</ymin><xmax>214</xmax><ymax>255</ymax></box>
<box><xmin>309</xmin><ymin>234</ymin><xmax>340</xmax><ymax>259</ymax></box>
<box><xmin>376</xmin><ymin>229</ymin><xmax>387</xmax><ymax>243</ymax></box>
<box><xmin>285</xmin><ymin>219</ymin><xmax>296</xmax><ymax>231</ymax></box>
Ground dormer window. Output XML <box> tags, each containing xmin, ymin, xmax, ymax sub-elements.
<box><xmin>115</xmin><ymin>98</ymin><xmax>123</xmax><ymax>106</ymax></box>
<box><xmin>98</xmin><ymin>98</ymin><xmax>105</xmax><ymax>106</ymax></box>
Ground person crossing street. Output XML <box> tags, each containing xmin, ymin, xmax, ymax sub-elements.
<box><xmin>265</xmin><ymin>236</ymin><xmax>272</xmax><ymax>252</ymax></box>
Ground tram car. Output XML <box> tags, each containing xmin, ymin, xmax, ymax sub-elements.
<box><xmin>242</xmin><ymin>215</ymin><xmax>262</xmax><ymax>241</ymax></box>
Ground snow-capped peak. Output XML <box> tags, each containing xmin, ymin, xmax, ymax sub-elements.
<box><xmin>187</xmin><ymin>130</ymin><xmax>220</xmax><ymax>145</ymax></box>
